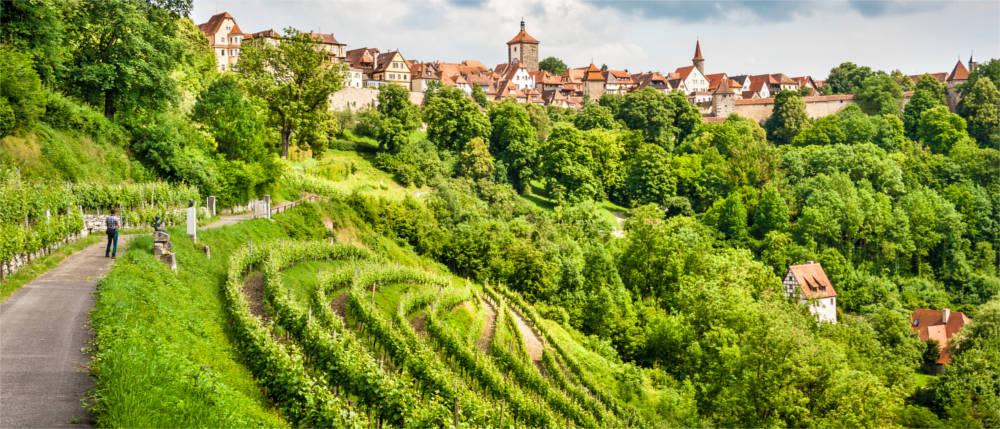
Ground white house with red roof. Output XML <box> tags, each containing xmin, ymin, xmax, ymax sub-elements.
<box><xmin>911</xmin><ymin>308</ymin><xmax>971</xmax><ymax>365</ymax></box>
<box><xmin>784</xmin><ymin>262</ymin><xmax>838</xmax><ymax>324</ymax></box>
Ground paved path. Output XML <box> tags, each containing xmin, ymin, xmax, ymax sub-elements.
<box><xmin>0</xmin><ymin>212</ymin><xmax>253</xmax><ymax>427</ymax></box>
<box><xmin>1</xmin><ymin>235</ymin><xmax>132</xmax><ymax>428</ymax></box>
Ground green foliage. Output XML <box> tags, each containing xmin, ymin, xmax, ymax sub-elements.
<box><xmin>904</xmin><ymin>88</ymin><xmax>945</xmax><ymax>139</ymax></box>
<box><xmin>826</xmin><ymin>62</ymin><xmax>875</xmax><ymax>94</ymax></box>
<box><xmin>193</xmin><ymin>75</ymin><xmax>274</xmax><ymax>161</ymax></box>
<box><xmin>624</xmin><ymin>143</ymin><xmax>674</xmax><ymax>205</ymax></box>
<box><xmin>615</xmin><ymin>88</ymin><xmax>678</xmax><ymax>151</ymax></box>
<box><xmin>488</xmin><ymin>100</ymin><xmax>538</xmax><ymax>192</ymax></box>
<box><xmin>765</xmin><ymin>90</ymin><xmax>810</xmax><ymax>145</ymax></box>
<box><xmin>237</xmin><ymin>28</ymin><xmax>343</xmax><ymax>158</ymax></box>
<box><xmin>458</xmin><ymin>137</ymin><xmax>495</xmax><ymax>181</ymax></box>
<box><xmin>541</xmin><ymin>124</ymin><xmax>601</xmax><ymax>202</ymax></box>
<box><xmin>855</xmin><ymin>73</ymin><xmax>904</xmax><ymax>115</ymax></box>
<box><xmin>372</xmin><ymin>138</ymin><xmax>447</xmax><ymax>187</ymax></box>
<box><xmin>958</xmin><ymin>58</ymin><xmax>999</xmax><ymax>100</ymax></box>
<box><xmin>573</xmin><ymin>102</ymin><xmax>616</xmax><ymax>130</ymax></box>
<box><xmin>957</xmin><ymin>77</ymin><xmax>1000</xmax><ymax>147</ymax></box>
<box><xmin>538</xmin><ymin>56</ymin><xmax>568</xmax><ymax>75</ymax></box>
<box><xmin>0</xmin><ymin>48</ymin><xmax>45</xmax><ymax>134</ymax></box>
<box><xmin>916</xmin><ymin>74</ymin><xmax>947</xmax><ymax>103</ymax></box>
<box><xmin>424</xmin><ymin>85</ymin><xmax>490</xmax><ymax>152</ymax></box>
<box><xmin>374</xmin><ymin>84</ymin><xmax>420</xmax><ymax>152</ymax></box>
<box><xmin>65</xmin><ymin>0</ymin><xmax>185</xmax><ymax>120</ymax></box>
<box><xmin>917</xmin><ymin>105</ymin><xmax>969</xmax><ymax>154</ymax></box>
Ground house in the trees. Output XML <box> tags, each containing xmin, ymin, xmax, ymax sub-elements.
<box><xmin>305</xmin><ymin>32</ymin><xmax>347</xmax><ymax>64</ymax></box>
<box><xmin>370</xmin><ymin>51</ymin><xmax>411</xmax><ymax>90</ymax></box>
<box><xmin>197</xmin><ymin>12</ymin><xmax>246</xmax><ymax>72</ymax></box>
<box><xmin>783</xmin><ymin>262</ymin><xmax>838</xmax><ymax>324</ymax></box>
<box><xmin>911</xmin><ymin>308</ymin><xmax>971</xmax><ymax>366</ymax></box>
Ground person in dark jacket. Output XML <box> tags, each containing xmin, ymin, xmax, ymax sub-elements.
<box><xmin>106</xmin><ymin>209</ymin><xmax>122</xmax><ymax>258</ymax></box>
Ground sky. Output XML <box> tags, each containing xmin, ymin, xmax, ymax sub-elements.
<box><xmin>191</xmin><ymin>0</ymin><xmax>1000</xmax><ymax>79</ymax></box>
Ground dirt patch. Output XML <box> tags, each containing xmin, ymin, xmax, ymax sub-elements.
<box><xmin>335</xmin><ymin>226</ymin><xmax>367</xmax><ymax>249</ymax></box>
<box><xmin>242</xmin><ymin>273</ymin><xmax>271</xmax><ymax>325</ymax></box>
<box><xmin>509</xmin><ymin>306</ymin><xmax>544</xmax><ymax>362</ymax></box>
<box><xmin>410</xmin><ymin>311</ymin><xmax>427</xmax><ymax>335</ymax></box>
<box><xmin>330</xmin><ymin>291</ymin><xmax>349</xmax><ymax>318</ymax></box>
<box><xmin>476</xmin><ymin>298</ymin><xmax>498</xmax><ymax>352</ymax></box>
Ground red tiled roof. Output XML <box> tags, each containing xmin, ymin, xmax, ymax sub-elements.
<box><xmin>693</xmin><ymin>40</ymin><xmax>704</xmax><ymax>60</ymax></box>
<box><xmin>787</xmin><ymin>263</ymin><xmax>837</xmax><ymax>299</ymax></box>
<box><xmin>911</xmin><ymin>73</ymin><xmax>947</xmax><ymax>83</ymax></box>
<box><xmin>911</xmin><ymin>308</ymin><xmax>971</xmax><ymax>364</ymax></box>
<box><xmin>307</xmin><ymin>32</ymin><xmax>342</xmax><ymax>45</ymax></box>
<box><xmin>705</xmin><ymin>73</ymin><xmax>727</xmax><ymax>90</ymax></box>
<box><xmin>247</xmin><ymin>29</ymin><xmax>281</xmax><ymax>40</ymax></box>
<box><xmin>507</xmin><ymin>30</ymin><xmax>540</xmax><ymax>44</ymax></box>
<box><xmin>948</xmin><ymin>60</ymin><xmax>969</xmax><ymax>81</ymax></box>
<box><xmin>734</xmin><ymin>94</ymin><xmax>854</xmax><ymax>105</ymax></box>
<box><xmin>374</xmin><ymin>51</ymin><xmax>407</xmax><ymax>73</ymax></box>
<box><xmin>674</xmin><ymin>65</ymin><xmax>696</xmax><ymax>81</ymax></box>
<box><xmin>346</xmin><ymin>47</ymin><xmax>378</xmax><ymax>68</ymax></box>
<box><xmin>198</xmin><ymin>12</ymin><xmax>244</xmax><ymax>38</ymax></box>
<box><xmin>584</xmin><ymin>63</ymin><xmax>604</xmax><ymax>81</ymax></box>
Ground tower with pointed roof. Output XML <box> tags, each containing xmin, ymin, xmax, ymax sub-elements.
<box><xmin>692</xmin><ymin>40</ymin><xmax>705</xmax><ymax>75</ymax></box>
<box><xmin>507</xmin><ymin>19</ymin><xmax>540</xmax><ymax>73</ymax></box>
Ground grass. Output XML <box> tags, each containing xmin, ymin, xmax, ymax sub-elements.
<box><xmin>88</xmin><ymin>209</ymin><xmax>324</xmax><ymax>427</ymax></box>
<box><xmin>0</xmin><ymin>234</ymin><xmax>101</xmax><ymax>302</ymax></box>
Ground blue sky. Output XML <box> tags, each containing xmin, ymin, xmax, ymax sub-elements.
<box><xmin>192</xmin><ymin>0</ymin><xmax>999</xmax><ymax>79</ymax></box>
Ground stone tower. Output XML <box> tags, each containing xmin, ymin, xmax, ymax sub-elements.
<box><xmin>692</xmin><ymin>40</ymin><xmax>705</xmax><ymax>75</ymax></box>
<box><xmin>712</xmin><ymin>77</ymin><xmax>735</xmax><ymax>117</ymax></box>
<box><xmin>507</xmin><ymin>19</ymin><xmax>540</xmax><ymax>73</ymax></box>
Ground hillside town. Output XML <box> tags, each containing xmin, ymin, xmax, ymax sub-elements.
<box><xmin>198</xmin><ymin>11</ymin><xmax>978</xmax><ymax>120</ymax></box>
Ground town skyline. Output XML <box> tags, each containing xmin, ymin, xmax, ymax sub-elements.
<box><xmin>192</xmin><ymin>0</ymin><xmax>999</xmax><ymax>79</ymax></box>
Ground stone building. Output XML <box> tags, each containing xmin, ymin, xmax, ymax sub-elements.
<box><xmin>507</xmin><ymin>19</ymin><xmax>540</xmax><ymax>73</ymax></box>
<box><xmin>582</xmin><ymin>63</ymin><xmax>605</xmax><ymax>98</ymax></box>
<box><xmin>783</xmin><ymin>262</ymin><xmax>838</xmax><ymax>324</ymax></box>
<box><xmin>945</xmin><ymin>58</ymin><xmax>970</xmax><ymax>111</ymax></box>
<box><xmin>711</xmin><ymin>77</ymin><xmax>736</xmax><ymax>117</ymax></box>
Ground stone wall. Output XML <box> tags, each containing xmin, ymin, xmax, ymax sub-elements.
<box><xmin>0</xmin><ymin>231</ymin><xmax>87</xmax><ymax>279</ymax></box>
<box><xmin>732</xmin><ymin>93</ymin><xmax>913</xmax><ymax>123</ymax></box>
<box><xmin>328</xmin><ymin>87</ymin><xmax>424</xmax><ymax>112</ymax></box>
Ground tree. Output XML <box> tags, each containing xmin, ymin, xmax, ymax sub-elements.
<box><xmin>890</xmin><ymin>69</ymin><xmax>914</xmax><ymax>91</ymax></box>
<box><xmin>374</xmin><ymin>84</ymin><xmax>420</xmax><ymax>152</ymax></box>
<box><xmin>617</xmin><ymin>87</ymin><xmax>676</xmax><ymax>150</ymax></box>
<box><xmin>0</xmin><ymin>0</ymin><xmax>70</xmax><ymax>86</ymax></box>
<box><xmin>471</xmin><ymin>84</ymin><xmax>488</xmax><ymax>108</ymax></box>
<box><xmin>793</xmin><ymin>115</ymin><xmax>845</xmax><ymax>146</ymax></box>
<box><xmin>752</xmin><ymin>185</ymin><xmax>790</xmax><ymax>239</ymax></box>
<box><xmin>237</xmin><ymin>28</ymin><xmax>343</xmax><ymax>158</ymax></box>
<box><xmin>458</xmin><ymin>137</ymin><xmax>495</xmax><ymax>181</ymax></box>
<box><xmin>573</xmin><ymin>103</ymin><xmax>616</xmax><ymax>130</ymax></box>
<box><xmin>855</xmin><ymin>74</ymin><xmax>904</xmax><ymax>115</ymax></box>
<box><xmin>523</xmin><ymin>103</ymin><xmax>551</xmax><ymax>142</ymax></box>
<box><xmin>624</xmin><ymin>143</ymin><xmax>674</xmax><ymax>205</ymax></box>
<box><xmin>65</xmin><ymin>0</ymin><xmax>186</xmax><ymax>120</ymax></box>
<box><xmin>0</xmin><ymin>48</ymin><xmax>44</xmax><ymax>133</ymax></box>
<box><xmin>957</xmin><ymin>77</ymin><xmax>999</xmax><ymax>147</ymax></box>
<box><xmin>826</xmin><ymin>62</ymin><xmax>875</xmax><ymax>94</ymax></box>
<box><xmin>489</xmin><ymin>100</ymin><xmax>537</xmax><ymax>192</ymax></box>
<box><xmin>917</xmin><ymin>105</ymin><xmax>969</xmax><ymax>154</ymax></box>
<box><xmin>765</xmin><ymin>90</ymin><xmax>809</xmax><ymax>145</ymax></box>
<box><xmin>538</xmin><ymin>56</ymin><xmax>568</xmax><ymax>75</ymax></box>
<box><xmin>541</xmin><ymin>124</ymin><xmax>600</xmax><ymax>202</ymax></box>
<box><xmin>903</xmin><ymin>89</ymin><xmax>944</xmax><ymax>139</ymax></box>
<box><xmin>706</xmin><ymin>191</ymin><xmax>749</xmax><ymax>242</ymax></box>
<box><xmin>424</xmin><ymin>85</ymin><xmax>490</xmax><ymax>152</ymax></box>
<box><xmin>915</xmin><ymin>74</ymin><xmax>947</xmax><ymax>103</ymax></box>
<box><xmin>192</xmin><ymin>74</ymin><xmax>273</xmax><ymax>161</ymax></box>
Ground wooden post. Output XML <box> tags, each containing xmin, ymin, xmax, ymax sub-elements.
<box><xmin>453</xmin><ymin>396</ymin><xmax>459</xmax><ymax>428</ymax></box>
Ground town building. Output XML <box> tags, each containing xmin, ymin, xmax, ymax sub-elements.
<box><xmin>945</xmin><ymin>58</ymin><xmax>970</xmax><ymax>111</ymax></box>
<box><xmin>197</xmin><ymin>12</ymin><xmax>245</xmax><ymax>72</ymax></box>
<box><xmin>507</xmin><ymin>19</ymin><xmax>540</xmax><ymax>73</ymax></box>
<box><xmin>783</xmin><ymin>262</ymin><xmax>838</xmax><ymax>324</ymax></box>
<box><xmin>911</xmin><ymin>308</ymin><xmax>971</xmax><ymax>366</ymax></box>
<box><xmin>371</xmin><ymin>51</ymin><xmax>412</xmax><ymax>90</ymax></box>
<box><xmin>582</xmin><ymin>63</ymin><xmax>605</xmax><ymax>98</ymax></box>
<box><xmin>305</xmin><ymin>32</ymin><xmax>347</xmax><ymax>64</ymax></box>
<box><xmin>632</xmin><ymin>72</ymin><xmax>673</xmax><ymax>94</ymax></box>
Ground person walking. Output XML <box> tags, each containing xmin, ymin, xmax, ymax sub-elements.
<box><xmin>105</xmin><ymin>209</ymin><xmax>121</xmax><ymax>258</ymax></box>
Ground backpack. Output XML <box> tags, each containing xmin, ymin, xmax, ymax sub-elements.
<box><xmin>106</xmin><ymin>215</ymin><xmax>119</xmax><ymax>234</ymax></box>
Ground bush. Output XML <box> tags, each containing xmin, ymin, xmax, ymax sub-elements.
<box><xmin>372</xmin><ymin>139</ymin><xmax>447</xmax><ymax>187</ymax></box>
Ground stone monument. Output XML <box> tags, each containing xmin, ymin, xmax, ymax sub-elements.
<box><xmin>186</xmin><ymin>199</ymin><xmax>197</xmax><ymax>241</ymax></box>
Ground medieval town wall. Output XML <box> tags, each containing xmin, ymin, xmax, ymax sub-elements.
<box><xmin>328</xmin><ymin>87</ymin><xmax>424</xmax><ymax>111</ymax></box>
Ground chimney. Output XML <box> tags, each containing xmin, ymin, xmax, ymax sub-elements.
<box><xmin>942</xmin><ymin>308</ymin><xmax>950</xmax><ymax>324</ymax></box>
<box><xmin>806</xmin><ymin>260</ymin><xmax>815</xmax><ymax>264</ymax></box>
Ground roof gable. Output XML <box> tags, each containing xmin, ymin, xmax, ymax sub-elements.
<box><xmin>948</xmin><ymin>60</ymin><xmax>969</xmax><ymax>81</ymax></box>
<box><xmin>911</xmin><ymin>308</ymin><xmax>971</xmax><ymax>364</ymax></box>
<box><xmin>787</xmin><ymin>263</ymin><xmax>837</xmax><ymax>299</ymax></box>
<box><xmin>507</xmin><ymin>30</ymin><xmax>540</xmax><ymax>45</ymax></box>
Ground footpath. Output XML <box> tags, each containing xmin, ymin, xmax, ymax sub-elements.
<box><xmin>0</xmin><ymin>213</ymin><xmax>252</xmax><ymax>427</ymax></box>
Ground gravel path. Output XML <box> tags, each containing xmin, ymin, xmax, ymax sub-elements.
<box><xmin>476</xmin><ymin>298</ymin><xmax>498</xmax><ymax>352</ymax></box>
<box><xmin>509</xmin><ymin>305</ymin><xmax>544</xmax><ymax>362</ymax></box>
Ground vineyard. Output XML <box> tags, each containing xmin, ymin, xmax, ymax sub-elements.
<box><xmin>221</xmin><ymin>238</ymin><xmax>644</xmax><ymax>427</ymax></box>
<box><xmin>0</xmin><ymin>170</ymin><xmax>202</xmax><ymax>277</ymax></box>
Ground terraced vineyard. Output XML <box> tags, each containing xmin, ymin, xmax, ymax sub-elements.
<box><xmin>223</xmin><ymin>239</ymin><xmax>642</xmax><ymax>427</ymax></box>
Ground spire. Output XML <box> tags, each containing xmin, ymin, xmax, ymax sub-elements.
<box><xmin>693</xmin><ymin>39</ymin><xmax>704</xmax><ymax>61</ymax></box>
<box><xmin>520</xmin><ymin>17</ymin><xmax>525</xmax><ymax>31</ymax></box>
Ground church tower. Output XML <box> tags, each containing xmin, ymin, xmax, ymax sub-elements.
<box><xmin>507</xmin><ymin>19</ymin><xmax>540</xmax><ymax>73</ymax></box>
<box><xmin>692</xmin><ymin>40</ymin><xmax>705</xmax><ymax>75</ymax></box>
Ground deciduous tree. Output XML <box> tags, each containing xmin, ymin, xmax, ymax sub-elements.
<box><xmin>765</xmin><ymin>90</ymin><xmax>809</xmax><ymax>145</ymax></box>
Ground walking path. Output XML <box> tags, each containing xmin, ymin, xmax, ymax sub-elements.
<box><xmin>509</xmin><ymin>306</ymin><xmax>545</xmax><ymax>362</ymax></box>
<box><xmin>476</xmin><ymin>297</ymin><xmax>498</xmax><ymax>352</ymax></box>
<box><xmin>0</xmin><ymin>212</ymin><xmax>253</xmax><ymax>427</ymax></box>
<box><xmin>0</xmin><ymin>235</ymin><xmax>132</xmax><ymax>427</ymax></box>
